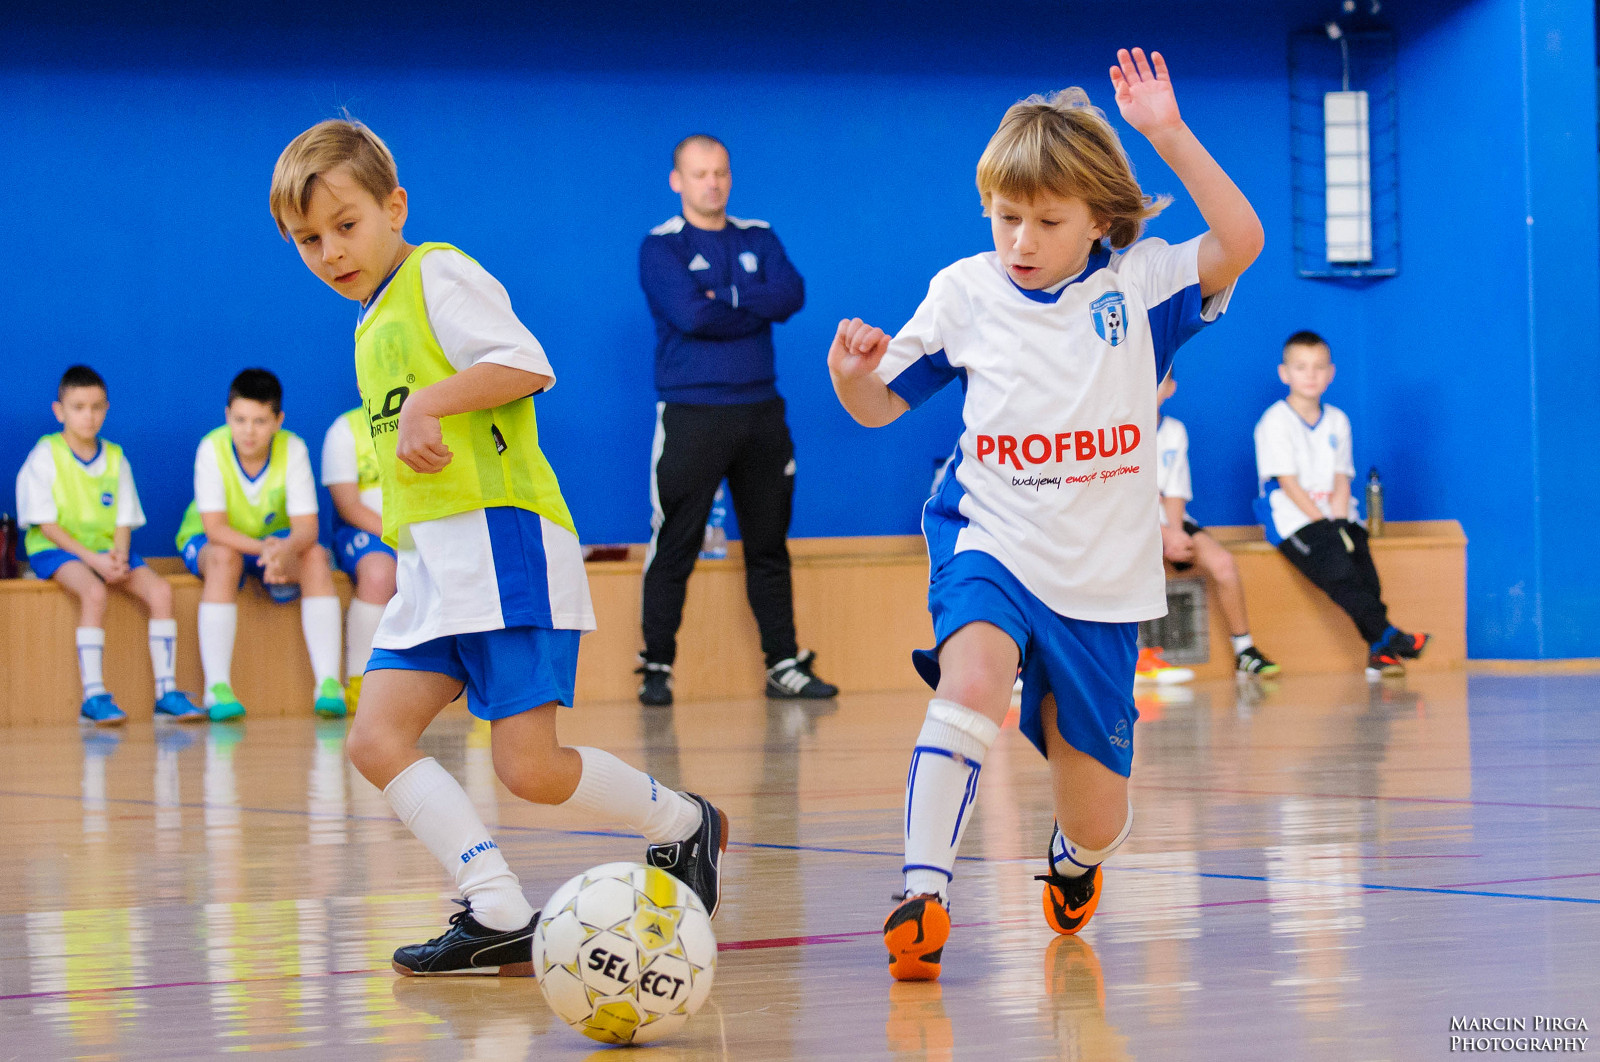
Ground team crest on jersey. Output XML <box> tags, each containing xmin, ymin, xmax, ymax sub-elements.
<box><xmin>1091</xmin><ymin>291</ymin><xmax>1128</xmax><ymax>346</ymax></box>
<box><xmin>100</xmin><ymin>492</ymin><xmax>114</xmax><ymax>507</ymax></box>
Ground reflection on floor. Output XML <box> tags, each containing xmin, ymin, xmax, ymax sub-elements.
<box><xmin>2</xmin><ymin>670</ymin><xmax>1596</xmax><ymax>1060</ymax></box>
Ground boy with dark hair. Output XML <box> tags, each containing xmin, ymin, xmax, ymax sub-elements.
<box><xmin>16</xmin><ymin>366</ymin><xmax>202</xmax><ymax>723</ymax></box>
<box><xmin>176</xmin><ymin>367</ymin><xmax>344</xmax><ymax>719</ymax></box>
<box><xmin>1253</xmin><ymin>331</ymin><xmax>1428</xmax><ymax>676</ymax></box>
<box><xmin>322</xmin><ymin>402</ymin><xmax>395</xmax><ymax>713</ymax></box>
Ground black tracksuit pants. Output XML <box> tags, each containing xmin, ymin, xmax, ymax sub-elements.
<box><xmin>1277</xmin><ymin>519</ymin><xmax>1391</xmax><ymax>645</ymax></box>
<box><xmin>642</xmin><ymin>397</ymin><xmax>798</xmax><ymax>669</ymax></box>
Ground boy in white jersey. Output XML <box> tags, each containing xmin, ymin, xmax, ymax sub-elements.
<box><xmin>15</xmin><ymin>365</ymin><xmax>203</xmax><ymax>725</ymax></box>
<box><xmin>1253</xmin><ymin>331</ymin><xmax>1429</xmax><ymax>676</ymax></box>
<box><xmin>322</xmin><ymin>404</ymin><xmax>396</xmax><ymax>713</ymax></box>
<box><xmin>271</xmin><ymin>119</ymin><xmax>729</xmax><ymax>977</ymax></box>
<box><xmin>1155</xmin><ymin>367</ymin><xmax>1277</xmax><ymax>676</ymax></box>
<box><xmin>831</xmin><ymin>49</ymin><xmax>1263</xmax><ymax>981</ymax></box>
<box><xmin>176</xmin><ymin>368</ymin><xmax>344</xmax><ymax>720</ymax></box>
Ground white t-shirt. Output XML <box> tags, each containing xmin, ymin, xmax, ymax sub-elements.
<box><xmin>193</xmin><ymin>432</ymin><xmax>318</xmax><ymax>518</ymax></box>
<box><xmin>1154</xmin><ymin>415</ymin><xmax>1192</xmax><ymax>527</ymax></box>
<box><xmin>359</xmin><ymin>248</ymin><xmax>594</xmax><ymax>647</ymax></box>
<box><xmin>320</xmin><ymin>413</ymin><xmax>382</xmax><ymax>515</ymax></box>
<box><xmin>16</xmin><ymin>438</ymin><xmax>145</xmax><ymax>532</ymax></box>
<box><xmin>1252</xmin><ymin>399</ymin><xmax>1361</xmax><ymax>544</ymax></box>
<box><xmin>874</xmin><ymin>236</ymin><xmax>1232</xmax><ymax>622</ymax></box>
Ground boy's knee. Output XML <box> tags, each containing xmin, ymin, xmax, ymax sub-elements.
<box><xmin>346</xmin><ymin>719</ymin><xmax>406</xmax><ymax>786</ymax></box>
<box><xmin>202</xmin><ymin>545</ymin><xmax>243</xmax><ymax>577</ymax></box>
<box><xmin>493</xmin><ymin>753</ymin><xmax>567</xmax><ymax>805</ymax></box>
<box><xmin>146</xmin><ymin>576</ymin><xmax>174</xmax><ymax>611</ymax></box>
<box><xmin>78</xmin><ymin>578</ymin><xmax>108</xmax><ymax>610</ymax></box>
<box><xmin>357</xmin><ymin>560</ymin><xmax>396</xmax><ymax>601</ymax></box>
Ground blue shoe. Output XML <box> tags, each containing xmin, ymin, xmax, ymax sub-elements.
<box><xmin>154</xmin><ymin>690</ymin><xmax>205</xmax><ymax>722</ymax></box>
<box><xmin>266</xmin><ymin>582</ymin><xmax>302</xmax><ymax>604</ymax></box>
<box><xmin>313</xmin><ymin>677</ymin><xmax>347</xmax><ymax>718</ymax></box>
<box><xmin>80</xmin><ymin>693</ymin><xmax>127</xmax><ymax>727</ymax></box>
<box><xmin>207</xmin><ymin>683</ymin><xmax>246</xmax><ymax>722</ymax></box>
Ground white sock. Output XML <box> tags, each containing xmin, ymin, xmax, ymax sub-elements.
<box><xmin>76</xmin><ymin>627</ymin><xmax>106</xmax><ymax>699</ymax></box>
<box><xmin>148</xmin><ymin>619</ymin><xmax>178</xmax><ymax>697</ymax></box>
<box><xmin>300</xmin><ymin>596</ymin><xmax>342</xmax><ymax>688</ymax></box>
<box><xmin>345</xmin><ymin>599</ymin><xmax>385</xmax><ymax>678</ymax></box>
<box><xmin>384</xmin><ymin>757</ymin><xmax>533</xmax><ymax>932</ymax></box>
<box><xmin>560</xmin><ymin>747</ymin><xmax>702</xmax><ymax>843</ymax></box>
<box><xmin>903</xmin><ymin>699</ymin><xmax>1000</xmax><ymax>902</ymax></box>
<box><xmin>1231</xmin><ymin>633</ymin><xmax>1255</xmax><ymax>654</ymax></box>
<box><xmin>1051</xmin><ymin>803</ymin><xmax>1134</xmax><ymax>879</ymax></box>
<box><xmin>198</xmin><ymin>602</ymin><xmax>236</xmax><ymax>699</ymax></box>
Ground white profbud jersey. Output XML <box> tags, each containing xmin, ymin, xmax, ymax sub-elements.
<box><xmin>1154</xmin><ymin>415</ymin><xmax>1192</xmax><ymax>527</ymax></box>
<box><xmin>1252</xmin><ymin>399</ymin><xmax>1361</xmax><ymax>544</ymax></box>
<box><xmin>874</xmin><ymin>236</ymin><xmax>1232</xmax><ymax>622</ymax></box>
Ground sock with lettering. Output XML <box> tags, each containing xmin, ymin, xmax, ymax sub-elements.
<box><xmin>559</xmin><ymin>747</ymin><xmax>702</xmax><ymax>843</ymax></box>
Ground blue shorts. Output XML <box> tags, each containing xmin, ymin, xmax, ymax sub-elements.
<box><xmin>365</xmin><ymin>625</ymin><xmax>581</xmax><ymax>721</ymax></box>
<box><xmin>911</xmin><ymin>549</ymin><xmax>1139</xmax><ymax>776</ymax></box>
<box><xmin>28</xmin><ymin>548</ymin><xmax>147</xmax><ymax>580</ymax></box>
<box><xmin>333</xmin><ymin>523</ymin><xmax>396</xmax><ymax>578</ymax></box>
<box><xmin>180</xmin><ymin>529</ymin><xmax>301</xmax><ymax>603</ymax></box>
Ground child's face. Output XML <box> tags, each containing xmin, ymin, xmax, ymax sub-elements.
<box><xmin>53</xmin><ymin>386</ymin><xmax>108</xmax><ymax>443</ymax></box>
<box><xmin>284</xmin><ymin>166</ymin><xmax>408</xmax><ymax>303</ymax></box>
<box><xmin>226</xmin><ymin>398</ymin><xmax>284</xmax><ymax>461</ymax></box>
<box><xmin>988</xmin><ymin>191</ymin><xmax>1107</xmax><ymax>290</ymax></box>
<box><xmin>1279</xmin><ymin>342</ymin><xmax>1335</xmax><ymax>400</ymax></box>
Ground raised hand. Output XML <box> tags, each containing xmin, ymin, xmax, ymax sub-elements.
<box><xmin>827</xmin><ymin>318</ymin><xmax>891</xmax><ymax>380</ymax></box>
<box><xmin>1109</xmin><ymin>48</ymin><xmax>1183</xmax><ymax>138</ymax></box>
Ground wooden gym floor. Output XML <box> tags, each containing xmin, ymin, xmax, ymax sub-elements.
<box><xmin>1</xmin><ymin>669</ymin><xmax>1596</xmax><ymax>1060</ymax></box>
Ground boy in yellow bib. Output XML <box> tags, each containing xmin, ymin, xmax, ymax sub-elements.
<box><xmin>15</xmin><ymin>365</ymin><xmax>203</xmax><ymax>724</ymax></box>
<box><xmin>322</xmin><ymin>403</ymin><xmax>396</xmax><ymax>713</ymax></box>
<box><xmin>176</xmin><ymin>368</ymin><xmax>344</xmax><ymax>721</ymax></box>
<box><xmin>271</xmin><ymin>118</ymin><xmax>730</xmax><ymax>976</ymax></box>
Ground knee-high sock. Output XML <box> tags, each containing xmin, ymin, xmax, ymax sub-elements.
<box><xmin>76</xmin><ymin>627</ymin><xmax>106</xmax><ymax>699</ymax></box>
<box><xmin>1051</xmin><ymin>802</ymin><xmax>1134</xmax><ymax>878</ymax></box>
<box><xmin>345</xmin><ymin>599</ymin><xmax>385</xmax><ymax>678</ymax></box>
<box><xmin>148</xmin><ymin>619</ymin><xmax>177</xmax><ymax>697</ymax></box>
<box><xmin>903</xmin><ymin>698</ymin><xmax>1001</xmax><ymax>902</ymax></box>
<box><xmin>384</xmin><ymin>757</ymin><xmax>533</xmax><ymax>932</ymax></box>
<box><xmin>197</xmin><ymin>603</ymin><xmax>236</xmax><ymax>699</ymax></box>
<box><xmin>299</xmin><ymin>596</ymin><xmax>342</xmax><ymax>688</ymax></box>
<box><xmin>559</xmin><ymin>747</ymin><xmax>702</xmax><ymax>843</ymax></box>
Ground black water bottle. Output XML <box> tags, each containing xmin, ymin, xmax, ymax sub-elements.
<box><xmin>0</xmin><ymin>513</ymin><xmax>19</xmax><ymax>579</ymax></box>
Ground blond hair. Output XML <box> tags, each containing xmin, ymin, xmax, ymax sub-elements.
<box><xmin>269</xmin><ymin>119</ymin><xmax>398</xmax><ymax>237</ymax></box>
<box><xmin>976</xmin><ymin>88</ymin><xmax>1168</xmax><ymax>250</ymax></box>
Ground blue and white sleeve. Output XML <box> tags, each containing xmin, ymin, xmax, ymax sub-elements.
<box><xmin>1120</xmin><ymin>236</ymin><xmax>1236</xmax><ymax>382</ymax></box>
<box><xmin>872</xmin><ymin>279</ymin><xmax>958</xmax><ymax>410</ymax></box>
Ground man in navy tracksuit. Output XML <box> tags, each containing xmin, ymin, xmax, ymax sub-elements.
<box><xmin>636</xmin><ymin>134</ymin><xmax>837</xmax><ymax>707</ymax></box>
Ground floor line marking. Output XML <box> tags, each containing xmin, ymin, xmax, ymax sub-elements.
<box><xmin>1131</xmin><ymin>782</ymin><xmax>1600</xmax><ymax>813</ymax></box>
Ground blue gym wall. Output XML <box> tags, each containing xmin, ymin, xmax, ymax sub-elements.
<box><xmin>2</xmin><ymin>0</ymin><xmax>1595</xmax><ymax>658</ymax></box>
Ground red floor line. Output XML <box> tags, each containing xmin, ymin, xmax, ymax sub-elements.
<box><xmin>1132</xmin><ymin>782</ymin><xmax>1600</xmax><ymax>813</ymax></box>
<box><xmin>1433</xmin><ymin>871</ymin><xmax>1600</xmax><ymax>889</ymax></box>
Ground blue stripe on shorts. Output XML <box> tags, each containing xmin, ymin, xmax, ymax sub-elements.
<box><xmin>366</xmin><ymin>625</ymin><xmax>580</xmax><ymax>721</ymax></box>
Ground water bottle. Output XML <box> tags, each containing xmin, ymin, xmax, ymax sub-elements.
<box><xmin>700</xmin><ymin>484</ymin><xmax>728</xmax><ymax>560</ymax></box>
<box><xmin>1365</xmin><ymin>467</ymin><xmax>1384</xmax><ymax>537</ymax></box>
<box><xmin>0</xmin><ymin>513</ymin><xmax>18</xmax><ymax>579</ymax></box>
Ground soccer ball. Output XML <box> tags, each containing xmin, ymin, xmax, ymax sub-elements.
<box><xmin>532</xmin><ymin>861</ymin><xmax>716</xmax><ymax>1044</ymax></box>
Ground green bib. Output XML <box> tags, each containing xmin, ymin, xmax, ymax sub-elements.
<box><xmin>175</xmin><ymin>427</ymin><xmax>295</xmax><ymax>549</ymax></box>
<box><xmin>24</xmin><ymin>434</ymin><xmax>123</xmax><ymax>556</ymax></box>
<box><xmin>343</xmin><ymin>406</ymin><xmax>382</xmax><ymax>495</ymax></box>
<box><xmin>353</xmin><ymin>241</ymin><xmax>575</xmax><ymax>547</ymax></box>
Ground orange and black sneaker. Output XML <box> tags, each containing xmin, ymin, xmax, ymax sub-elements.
<box><xmin>1366</xmin><ymin>648</ymin><xmax>1405</xmax><ymax>679</ymax></box>
<box><xmin>1390</xmin><ymin>630</ymin><xmax>1431</xmax><ymax>659</ymax></box>
<box><xmin>1037</xmin><ymin>827</ymin><xmax>1103</xmax><ymax>935</ymax></box>
<box><xmin>883</xmin><ymin>893</ymin><xmax>950</xmax><ymax>982</ymax></box>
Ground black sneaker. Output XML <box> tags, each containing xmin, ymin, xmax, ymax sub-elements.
<box><xmin>766</xmin><ymin>649</ymin><xmax>839</xmax><ymax>699</ymax></box>
<box><xmin>391</xmin><ymin>900</ymin><xmax>537</xmax><ymax>976</ymax></box>
<box><xmin>1387</xmin><ymin>630</ymin><xmax>1431</xmax><ymax>660</ymax></box>
<box><xmin>1234</xmin><ymin>645</ymin><xmax>1280</xmax><ymax>676</ymax></box>
<box><xmin>645</xmin><ymin>792</ymin><xmax>728</xmax><ymax>918</ymax></box>
<box><xmin>636</xmin><ymin>662</ymin><xmax>673</xmax><ymax>707</ymax></box>
<box><xmin>1366</xmin><ymin>648</ymin><xmax>1406</xmax><ymax>679</ymax></box>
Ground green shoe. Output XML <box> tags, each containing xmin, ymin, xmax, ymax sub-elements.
<box><xmin>314</xmin><ymin>677</ymin><xmax>347</xmax><ymax>718</ymax></box>
<box><xmin>207</xmin><ymin>683</ymin><xmax>246</xmax><ymax>722</ymax></box>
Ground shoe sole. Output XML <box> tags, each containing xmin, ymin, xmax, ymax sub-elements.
<box><xmin>156</xmin><ymin>713</ymin><xmax>207</xmax><ymax>723</ymax></box>
<box><xmin>706</xmin><ymin>805</ymin><xmax>730</xmax><ymax>918</ymax></box>
<box><xmin>884</xmin><ymin>897</ymin><xmax>949</xmax><ymax>982</ymax></box>
<box><xmin>390</xmin><ymin>960</ymin><xmax>534</xmax><ymax>977</ymax></box>
<box><xmin>83</xmin><ymin>717</ymin><xmax>127</xmax><ymax>728</ymax></box>
<box><xmin>1042</xmin><ymin>866</ymin><xmax>1102</xmax><ymax>936</ymax></box>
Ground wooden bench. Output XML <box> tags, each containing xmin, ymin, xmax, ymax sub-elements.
<box><xmin>0</xmin><ymin>522</ymin><xmax>1465</xmax><ymax>723</ymax></box>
